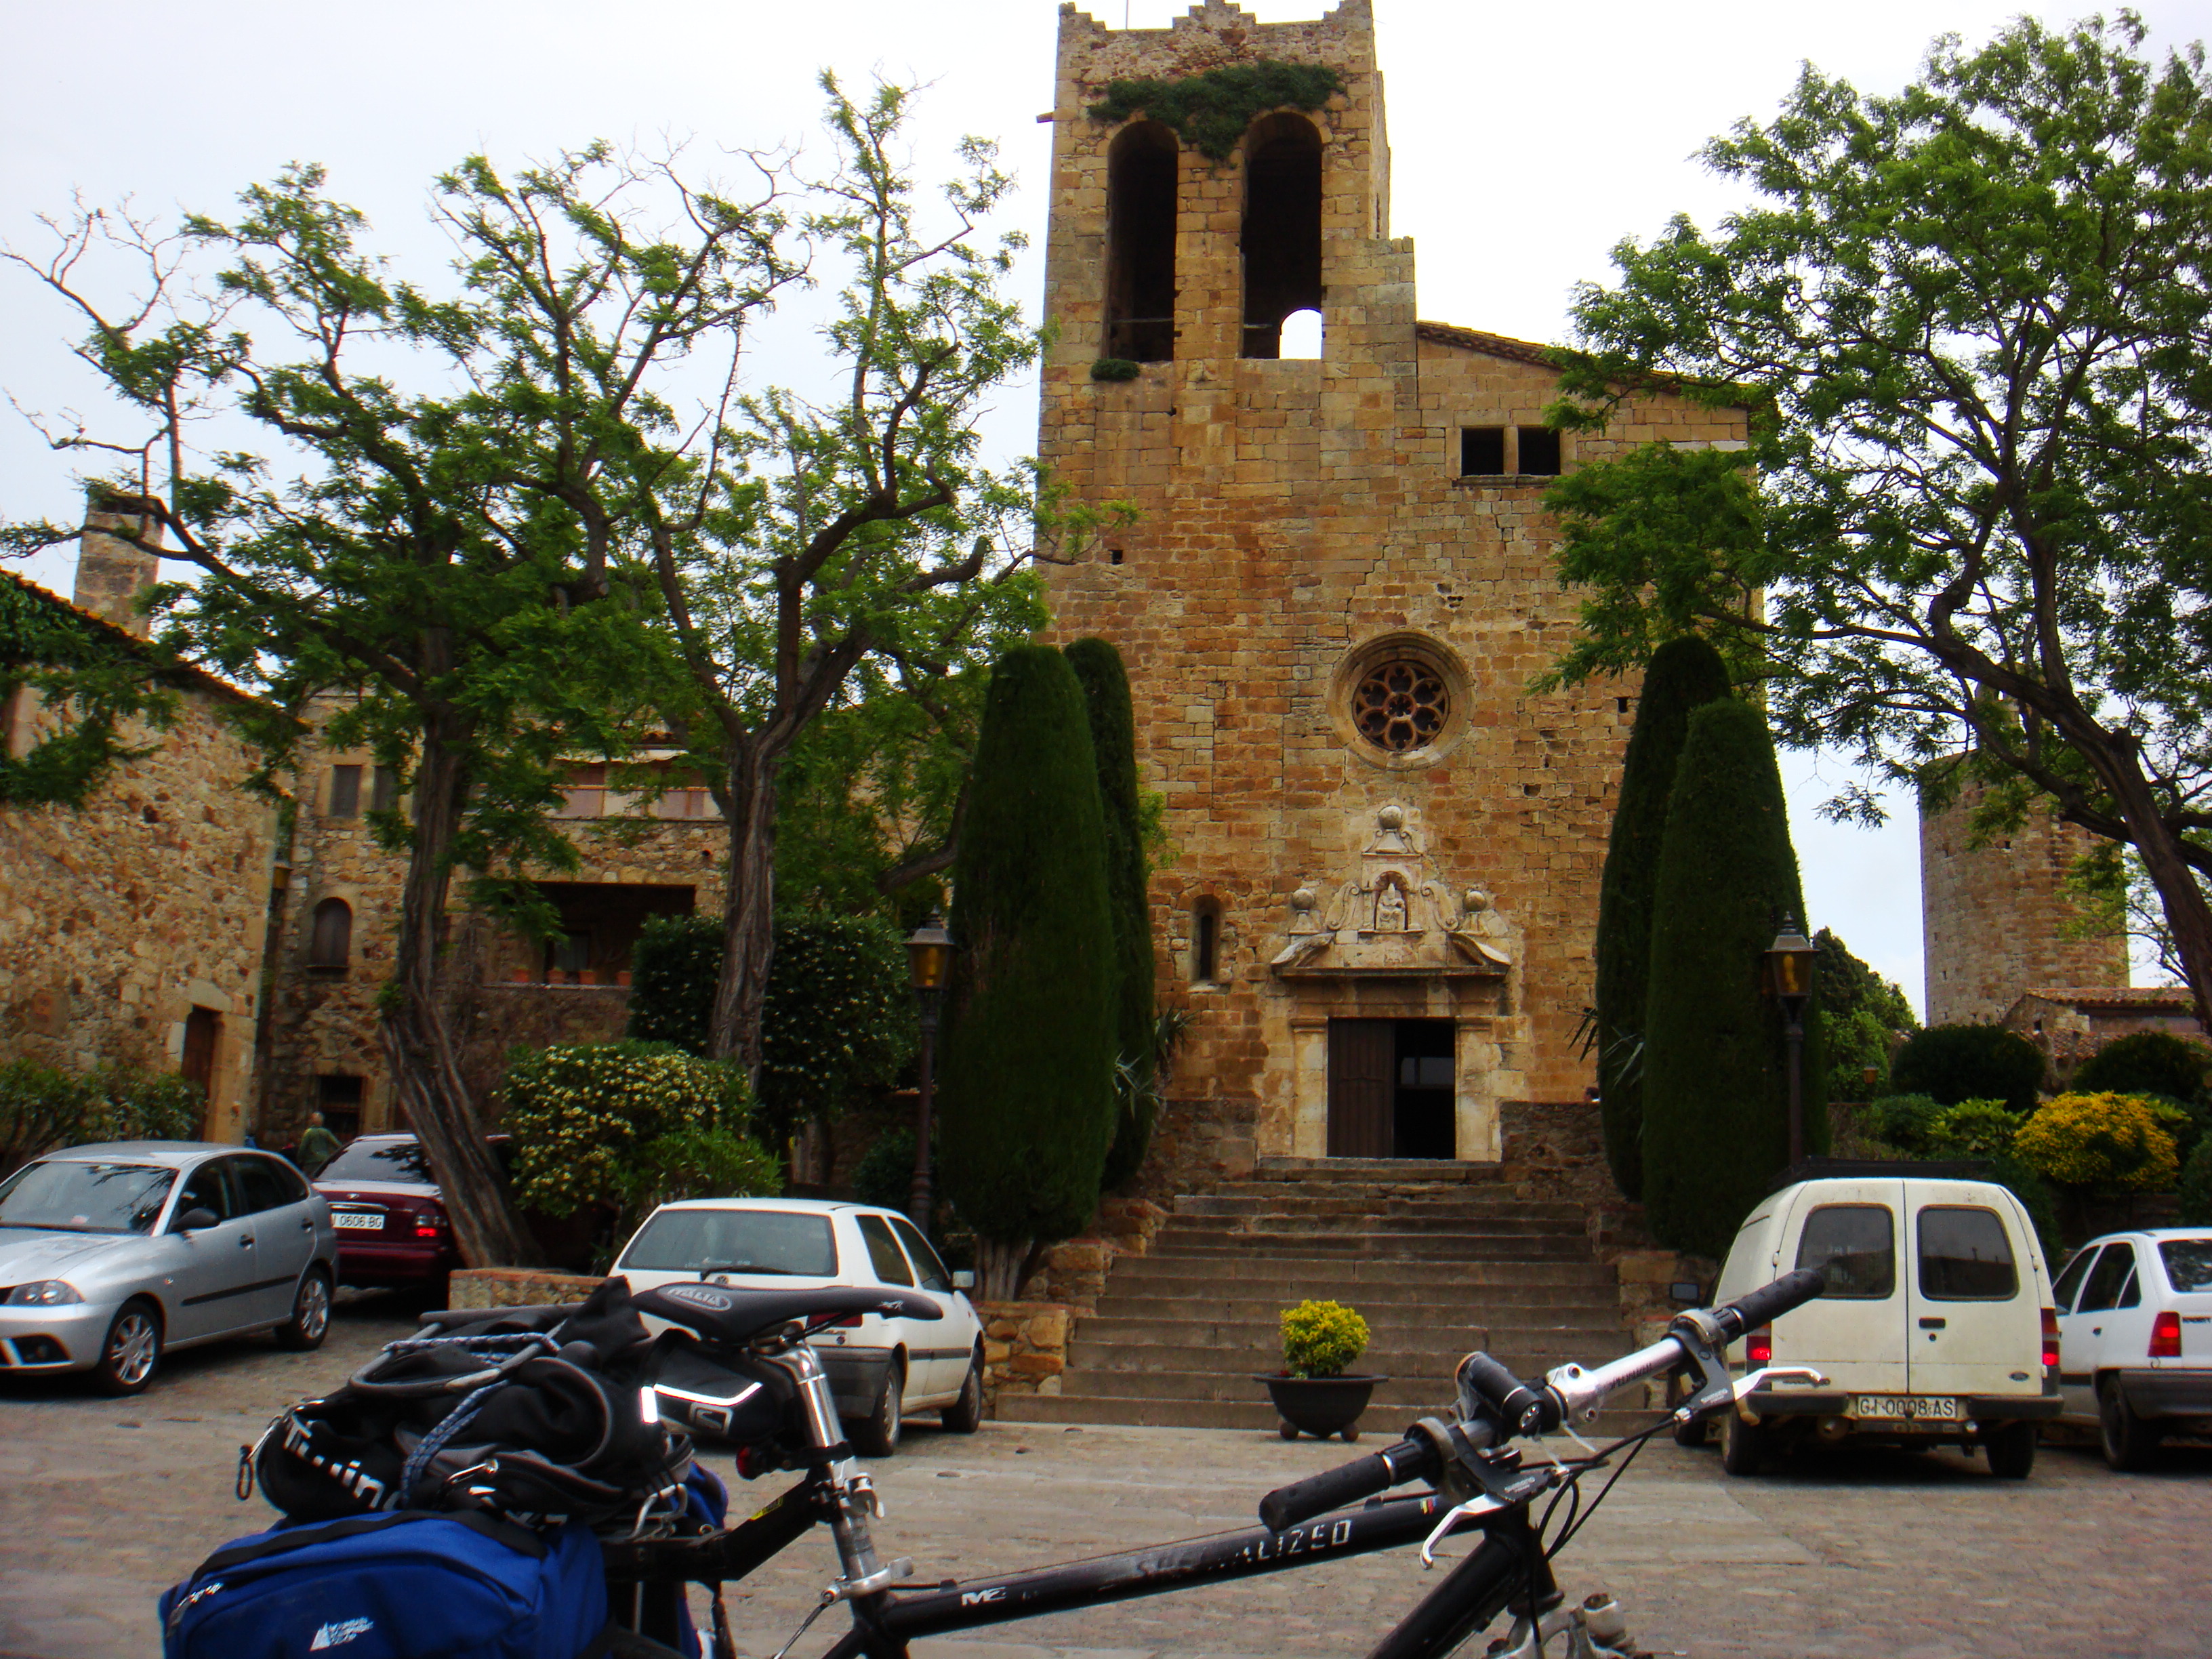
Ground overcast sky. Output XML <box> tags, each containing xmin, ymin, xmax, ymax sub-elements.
<box><xmin>5</xmin><ymin>0</ymin><xmax>2203</xmax><ymax>1010</ymax></box>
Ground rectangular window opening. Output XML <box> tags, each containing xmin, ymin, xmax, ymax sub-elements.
<box><xmin>317</xmin><ymin>1074</ymin><xmax>365</xmax><ymax>1141</ymax></box>
<box><xmin>369</xmin><ymin>766</ymin><xmax>399</xmax><ymax>813</ymax></box>
<box><xmin>1517</xmin><ymin>426</ymin><xmax>1563</xmax><ymax>476</ymax></box>
<box><xmin>1460</xmin><ymin>426</ymin><xmax>1506</xmax><ymax>476</ymax></box>
<box><xmin>327</xmin><ymin>764</ymin><xmax>362</xmax><ymax>818</ymax></box>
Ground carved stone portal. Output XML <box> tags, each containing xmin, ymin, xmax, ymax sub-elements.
<box><xmin>1269</xmin><ymin>805</ymin><xmax>1516</xmax><ymax>982</ymax></box>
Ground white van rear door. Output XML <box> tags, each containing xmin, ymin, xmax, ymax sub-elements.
<box><xmin>1780</xmin><ymin>1180</ymin><xmax>1908</xmax><ymax>1394</ymax></box>
<box><xmin>1907</xmin><ymin>1185</ymin><xmax>2035</xmax><ymax>1401</ymax></box>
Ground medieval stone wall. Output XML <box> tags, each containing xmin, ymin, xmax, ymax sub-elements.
<box><xmin>1036</xmin><ymin>1</ymin><xmax>1747</xmax><ymax>1179</ymax></box>
<box><xmin>1920</xmin><ymin>785</ymin><xmax>2125</xmax><ymax>1027</ymax></box>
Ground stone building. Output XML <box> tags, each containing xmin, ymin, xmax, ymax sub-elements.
<box><xmin>0</xmin><ymin>510</ymin><xmax>279</xmax><ymax>1138</ymax></box>
<box><xmin>1032</xmin><ymin>0</ymin><xmax>1748</xmax><ymax>1181</ymax></box>
<box><xmin>1919</xmin><ymin>784</ymin><xmax>2127</xmax><ymax>1029</ymax></box>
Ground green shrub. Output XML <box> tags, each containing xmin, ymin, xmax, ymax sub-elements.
<box><xmin>625</xmin><ymin>914</ymin><xmax>722</xmax><ymax>1056</ymax></box>
<box><xmin>1986</xmin><ymin>1147</ymin><xmax>2064</xmax><ymax>1265</ymax></box>
<box><xmin>2179</xmin><ymin>1136</ymin><xmax>2212</xmax><ymax>1227</ymax></box>
<box><xmin>1089</xmin><ymin>358</ymin><xmax>1141</xmax><ymax>382</ymax></box>
<box><xmin>2070</xmin><ymin>1031</ymin><xmax>2208</xmax><ymax>1102</ymax></box>
<box><xmin>1280</xmin><ymin>1299</ymin><xmax>1370</xmax><ymax>1378</ymax></box>
<box><xmin>1641</xmin><ymin>699</ymin><xmax>1824</xmax><ymax>1259</ymax></box>
<box><xmin>1088</xmin><ymin>61</ymin><xmax>1345</xmax><ymax>160</ymax></box>
<box><xmin>853</xmin><ymin>1126</ymin><xmax>918</xmax><ymax>1216</ymax></box>
<box><xmin>1592</xmin><ymin>635</ymin><xmax>1732</xmax><ymax>1200</ymax></box>
<box><xmin>2012</xmin><ymin>1092</ymin><xmax>2179</xmax><ymax>1193</ymax></box>
<box><xmin>756</xmin><ymin>914</ymin><xmax>914</xmax><ymax>1148</ymax></box>
<box><xmin>1</xmin><ymin>1059</ymin><xmax>206</xmax><ymax>1175</ymax></box>
<box><xmin>2137</xmin><ymin>1092</ymin><xmax>2211</xmax><ymax>1162</ymax></box>
<box><xmin>1864</xmin><ymin>1094</ymin><xmax>1944</xmax><ymax>1153</ymax></box>
<box><xmin>503</xmin><ymin>1040</ymin><xmax>778</xmax><ymax>1235</ymax></box>
<box><xmin>1889</xmin><ymin>1024</ymin><xmax>2045</xmax><ymax>1112</ymax></box>
<box><xmin>1929</xmin><ymin>1099</ymin><xmax>2019</xmax><ymax>1157</ymax></box>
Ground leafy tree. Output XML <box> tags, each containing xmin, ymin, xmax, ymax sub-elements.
<box><xmin>755</xmin><ymin>914</ymin><xmax>914</xmax><ymax>1151</ymax></box>
<box><xmin>1538</xmin><ymin>16</ymin><xmax>2212</xmax><ymax>1031</ymax></box>
<box><xmin>1642</xmin><ymin>699</ymin><xmax>1825</xmax><ymax>1258</ymax></box>
<box><xmin>2071</xmin><ymin>1031</ymin><xmax>2209</xmax><ymax>1102</ymax></box>
<box><xmin>1591</xmin><ymin>634</ymin><xmax>1730</xmax><ymax>1197</ymax></box>
<box><xmin>0</xmin><ymin>1058</ymin><xmax>206</xmax><ymax>1176</ymax></box>
<box><xmin>1065</xmin><ymin>638</ymin><xmax>1158</xmax><ymax>1191</ymax></box>
<box><xmin>501</xmin><ymin>1040</ymin><xmax>777</xmax><ymax>1244</ymax></box>
<box><xmin>937</xmin><ymin>646</ymin><xmax>1116</xmax><ymax>1298</ymax></box>
<box><xmin>2013</xmin><ymin>1092</ymin><xmax>2179</xmax><ymax>1193</ymax></box>
<box><xmin>0</xmin><ymin>570</ymin><xmax>180</xmax><ymax>808</ymax></box>
<box><xmin>1813</xmin><ymin>928</ymin><xmax>1918</xmax><ymax>1101</ymax></box>
<box><xmin>1891</xmin><ymin>1024</ymin><xmax>2046</xmax><ymax>1113</ymax></box>
<box><xmin>852</xmin><ymin>1124</ymin><xmax>921</xmax><ymax>1214</ymax></box>
<box><xmin>626</xmin><ymin>914</ymin><xmax>723</xmax><ymax>1057</ymax></box>
<box><xmin>2179</xmin><ymin>1135</ymin><xmax>2212</xmax><ymax>1227</ymax></box>
<box><xmin>3</xmin><ymin>149</ymin><xmax>793</xmax><ymax>1267</ymax></box>
<box><xmin>638</xmin><ymin>77</ymin><xmax>1103</xmax><ymax>1072</ymax></box>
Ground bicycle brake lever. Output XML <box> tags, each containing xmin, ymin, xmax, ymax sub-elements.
<box><xmin>1418</xmin><ymin>1495</ymin><xmax>1503</xmax><ymax>1568</ymax></box>
<box><xmin>1732</xmin><ymin>1366</ymin><xmax>1827</xmax><ymax>1399</ymax></box>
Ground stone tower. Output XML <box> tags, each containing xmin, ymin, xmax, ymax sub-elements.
<box><xmin>71</xmin><ymin>493</ymin><xmax>162</xmax><ymax>638</ymax></box>
<box><xmin>1920</xmin><ymin>785</ymin><xmax>2127</xmax><ymax>1027</ymax></box>
<box><xmin>1033</xmin><ymin>1</ymin><xmax>1748</xmax><ymax>1179</ymax></box>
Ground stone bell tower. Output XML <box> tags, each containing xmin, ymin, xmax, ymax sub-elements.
<box><xmin>1034</xmin><ymin>1</ymin><xmax>1750</xmax><ymax>1181</ymax></box>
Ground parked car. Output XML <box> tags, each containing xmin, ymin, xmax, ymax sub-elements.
<box><xmin>612</xmin><ymin>1197</ymin><xmax>983</xmax><ymax>1456</ymax></box>
<box><xmin>1706</xmin><ymin>1170</ymin><xmax>2058</xmax><ymax>1477</ymax></box>
<box><xmin>311</xmin><ymin>1132</ymin><xmax>512</xmax><ymax>1291</ymax></box>
<box><xmin>2049</xmin><ymin>1228</ymin><xmax>2212</xmax><ymax>1469</ymax></box>
<box><xmin>0</xmin><ymin>1141</ymin><xmax>336</xmax><ymax>1393</ymax></box>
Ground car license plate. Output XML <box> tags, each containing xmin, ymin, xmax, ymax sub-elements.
<box><xmin>1854</xmin><ymin>1395</ymin><xmax>1958</xmax><ymax>1420</ymax></box>
<box><xmin>333</xmin><ymin>1212</ymin><xmax>384</xmax><ymax>1231</ymax></box>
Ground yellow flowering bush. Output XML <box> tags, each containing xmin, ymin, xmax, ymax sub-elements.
<box><xmin>2012</xmin><ymin>1092</ymin><xmax>2179</xmax><ymax>1192</ymax></box>
<box><xmin>1280</xmin><ymin>1299</ymin><xmax>1370</xmax><ymax>1378</ymax></box>
<box><xmin>503</xmin><ymin>1041</ymin><xmax>781</xmax><ymax>1235</ymax></box>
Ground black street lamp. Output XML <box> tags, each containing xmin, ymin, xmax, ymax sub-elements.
<box><xmin>904</xmin><ymin>914</ymin><xmax>954</xmax><ymax>1234</ymax></box>
<box><xmin>1765</xmin><ymin>914</ymin><xmax>1818</xmax><ymax>1168</ymax></box>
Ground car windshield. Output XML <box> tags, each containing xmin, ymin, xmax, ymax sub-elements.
<box><xmin>316</xmin><ymin>1141</ymin><xmax>434</xmax><ymax>1185</ymax></box>
<box><xmin>619</xmin><ymin>1208</ymin><xmax>838</xmax><ymax>1277</ymax></box>
<box><xmin>0</xmin><ymin>1160</ymin><xmax>176</xmax><ymax>1235</ymax></box>
<box><xmin>2160</xmin><ymin>1238</ymin><xmax>2212</xmax><ymax>1293</ymax></box>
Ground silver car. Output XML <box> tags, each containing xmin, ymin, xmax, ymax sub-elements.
<box><xmin>0</xmin><ymin>1141</ymin><xmax>337</xmax><ymax>1394</ymax></box>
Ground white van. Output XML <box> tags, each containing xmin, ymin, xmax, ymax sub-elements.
<box><xmin>1704</xmin><ymin>1170</ymin><xmax>2059</xmax><ymax>1479</ymax></box>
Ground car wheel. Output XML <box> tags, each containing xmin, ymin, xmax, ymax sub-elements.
<box><xmin>274</xmin><ymin>1268</ymin><xmax>333</xmax><ymax>1352</ymax></box>
<box><xmin>1719</xmin><ymin>1409</ymin><xmax>1765</xmax><ymax>1477</ymax></box>
<box><xmin>853</xmin><ymin>1361</ymin><xmax>903</xmax><ymax>1457</ymax></box>
<box><xmin>93</xmin><ymin>1300</ymin><xmax>162</xmax><ymax>1396</ymax></box>
<box><xmin>1984</xmin><ymin>1420</ymin><xmax>2036</xmax><ymax>1479</ymax></box>
<box><xmin>941</xmin><ymin>1349</ymin><xmax>985</xmax><ymax>1434</ymax></box>
<box><xmin>2098</xmin><ymin>1377</ymin><xmax>2161</xmax><ymax>1472</ymax></box>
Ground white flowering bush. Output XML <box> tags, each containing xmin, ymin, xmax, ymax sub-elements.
<box><xmin>503</xmin><ymin>1041</ymin><xmax>781</xmax><ymax>1235</ymax></box>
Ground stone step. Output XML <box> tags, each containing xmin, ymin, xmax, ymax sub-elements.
<box><xmin>1052</xmin><ymin>1368</ymin><xmax>1474</xmax><ymax>1406</ymax></box>
<box><xmin>1065</xmin><ymin>1338</ymin><xmax>1620</xmax><ymax>1376</ymax></box>
<box><xmin>1107</xmin><ymin>1256</ymin><xmax>1616</xmax><ymax>1292</ymax></box>
<box><xmin>1172</xmin><ymin>1192</ymin><xmax>1586</xmax><ymax>1223</ymax></box>
<box><xmin>1088</xmin><ymin>1292</ymin><xmax>1618</xmax><ymax>1325</ymax></box>
<box><xmin>1073</xmin><ymin>1312</ymin><xmax>1616</xmax><ymax>1349</ymax></box>
<box><xmin>995</xmin><ymin>1391</ymin><xmax>1664</xmax><ymax>1441</ymax></box>
<box><xmin>1153</xmin><ymin>1227</ymin><xmax>1590</xmax><ymax>1260</ymax></box>
<box><xmin>1252</xmin><ymin>1157</ymin><xmax>1512</xmax><ymax>1184</ymax></box>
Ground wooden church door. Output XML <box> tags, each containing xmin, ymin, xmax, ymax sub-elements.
<box><xmin>1326</xmin><ymin>1019</ymin><xmax>1393</xmax><ymax>1157</ymax></box>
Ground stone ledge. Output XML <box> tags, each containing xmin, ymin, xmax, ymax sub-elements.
<box><xmin>448</xmin><ymin>1267</ymin><xmax>607</xmax><ymax>1309</ymax></box>
<box><xmin>977</xmin><ymin>1298</ymin><xmax>1075</xmax><ymax>1412</ymax></box>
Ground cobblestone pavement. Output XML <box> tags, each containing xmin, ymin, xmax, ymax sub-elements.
<box><xmin>3</xmin><ymin>1303</ymin><xmax>2207</xmax><ymax>1659</ymax></box>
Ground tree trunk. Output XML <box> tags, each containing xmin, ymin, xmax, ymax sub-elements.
<box><xmin>972</xmin><ymin>1236</ymin><xmax>1037</xmax><ymax>1303</ymax></box>
<box><xmin>708</xmin><ymin>742</ymin><xmax>782</xmax><ymax>1073</ymax></box>
<box><xmin>2075</xmin><ymin>733</ymin><xmax>2212</xmax><ymax>1033</ymax></box>
<box><xmin>377</xmin><ymin>713</ymin><xmax>541</xmax><ymax>1269</ymax></box>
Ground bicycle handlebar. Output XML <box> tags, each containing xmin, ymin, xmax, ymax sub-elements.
<box><xmin>1708</xmin><ymin>1267</ymin><xmax>1825</xmax><ymax>1343</ymax></box>
<box><xmin>1256</xmin><ymin>1437</ymin><xmax>1438</xmax><ymax>1533</ymax></box>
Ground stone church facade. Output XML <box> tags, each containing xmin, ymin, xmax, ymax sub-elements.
<box><xmin>1032</xmin><ymin>0</ymin><xmax>1750</xmax><ymax>1181</ymax></box>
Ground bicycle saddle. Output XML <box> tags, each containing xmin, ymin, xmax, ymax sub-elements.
<box><xmin>629</xmin><ymin>1280</ymin><xmax>945</xmax><ymax>1344</ymax></box>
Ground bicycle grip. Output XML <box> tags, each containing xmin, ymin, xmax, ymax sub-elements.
<box><xmin>1256</xmin><ymin>1437</ymin><xmax>1430</xmax><ymax>1532</ymax></box>
<box><xmin>1711</xmin><ymin>1268</ymin><xmax>1826</xmax><ymax>1342</ymax></box>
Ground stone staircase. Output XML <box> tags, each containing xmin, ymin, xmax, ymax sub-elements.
<box><xmin>998</xmin><ymin>1158</ymin><xmax>1646</xmax><ymax>1433</ymax></box>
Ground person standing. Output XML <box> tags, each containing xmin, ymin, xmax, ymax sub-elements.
<box><xmin>295</xmin><ymin>1111</ymin><xmax>342</xmax><ymax>1176</ymax></box>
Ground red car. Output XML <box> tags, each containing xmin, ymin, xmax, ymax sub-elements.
<box><xmin>311</xmin><ymin>1134</ymin><xmax>512</xmax><ymax>1290</ymax></box>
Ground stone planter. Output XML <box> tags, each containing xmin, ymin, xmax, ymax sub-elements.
<box><xmin>1255</xmin><ymin>1372</ymin><xmax>1388</xmax><ymax>1441</ymax></box>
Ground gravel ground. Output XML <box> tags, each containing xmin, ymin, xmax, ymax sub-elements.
<box><xmin>3</xmin><ymin>1297</ymin><xmax>2207</xmax><ymax>1659</ymax></box>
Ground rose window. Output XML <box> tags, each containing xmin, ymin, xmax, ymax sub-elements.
<box><xmin>1353</xmin><ymin>660</ymin><xmax>1450</xmax><ymax>753</ymax></box>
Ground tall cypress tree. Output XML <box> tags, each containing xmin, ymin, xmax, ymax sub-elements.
<box><xmin>1065</xmin><ymin>638</ymin><xmax>1158</xmax><ymax>1191</ymax></box>
<box><xmin>1593</xmin><ymin>636</ymin><xmax>1732</xmax><ymax>1198</ymax></box>
<box><xmin>1641</xmin><ymin>699</ymin><xmax>1826</xmax><ymax>1259</ymax></box>
<box><xmin>939</xmin><ymin>646</ymin><xmax>1118</xmax><ymax>1298</ymax></box>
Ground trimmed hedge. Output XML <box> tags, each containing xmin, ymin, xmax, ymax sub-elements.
<box><xmin>1641</xmin><ymin>699</ymin><xmax>1824</xmax><ymax>1259</ymax></box>
<box><xmin>1592</xmin><ymin>636</ymin><xmax>1731</xmax><ymax>1199</ymax></box>
<box><xmin>2071</xmin><ymin>1031</ymin><xmax>2209</xmax><ymax>1102</ymax></box>
<box><xmin>1890</xmin><ymin>1023</ymin><xmax>2045</xmax><ymax>1113</ymax></box>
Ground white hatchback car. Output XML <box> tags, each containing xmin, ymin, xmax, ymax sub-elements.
<box><xmin>612</xmin><ymin>1197</ymin><xmax>983</xmax><ymax>1456</ymax></box>
<box><xmin>2049</xmin><ymin>1228</ymin><xmax>2212</xmax><ymax>1469</ymax></box>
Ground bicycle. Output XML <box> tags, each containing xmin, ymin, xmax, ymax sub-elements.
<box><xmin>598</xmin><ymin>1265</ymin><xmax>1831</xmax><ymax>1658</ymax></box>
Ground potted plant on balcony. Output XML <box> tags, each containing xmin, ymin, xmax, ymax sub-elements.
<box><xmin>1256</xmin><ymin>1299</ymin><xmax>1387</xmax><ymax>1441</ymax></box>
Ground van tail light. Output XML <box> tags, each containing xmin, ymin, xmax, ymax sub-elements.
<box><xmin>1747</xmin><ymin>1327</ymin><xmax>1772</xmax><ymax>1369</ymax></box>
<box><xmin>2150</xmin><ymin>1311</ymin><xmax>2183</xmax><ymax>1359</ymax></box>
<box><xmin>2041</xmin><ymin>1306</ymin><xmax>2061</xmax><ymax>1370</ymax></box>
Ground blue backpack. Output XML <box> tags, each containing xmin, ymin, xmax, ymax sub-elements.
<box><xmin>160</xmin><ymin>1510</ymin><xmax>609</xmax><ymax>1659</ymax></box>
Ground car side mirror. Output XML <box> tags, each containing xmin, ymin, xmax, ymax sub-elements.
<box><xmin>951</xmin><ymin>1270</ymin><xmax>975</xmax><ymax>1292</ymax></box>
<box><xmin>173</xmin><ymin>1208</ymin><xmax>220</xmax><ymax>1233</ymax></box>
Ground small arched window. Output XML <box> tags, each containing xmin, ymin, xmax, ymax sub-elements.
<box><xmin>1241</xmin><ymin>113</ymin><xmax>1323</xmax><ymax>359</ymax></box>
<box><xmin>1193</xmin><ymin>899</ymin><xmax>1221</xmax><ymax>984</ymax></box>
<box><xmin>308</xmin><ymin>898</ymin><xmax>353</xmax><ymax>969</ymax></box>
<box><xmin>1104</xmin><ymin>121</ymin><xmax>1179</xmax><ymax>363</ymax></box>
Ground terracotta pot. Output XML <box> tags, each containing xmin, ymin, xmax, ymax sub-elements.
<box><xmin>577</xmin><ymin>969</ymin><xmax>599</xmax><ymax>986</ymax></box>
<box><xmin>509</xmin><ymin>968</ymin><xmax>531</xmax><ymax>984</ymax></box>
<box><xmin>548</xmin><ymin>968</ymin><xmax>569</xmax><ymax>986</ymax></box>
<box><xmin>1255</xmin><ymin>1372</ymin><xmax>1389</xmax><ymax>1441</ymax></box>
<box><xmin>615</xmin><ymin>970</ymin><xmax>632</xmax><ymax>987</ymax></box>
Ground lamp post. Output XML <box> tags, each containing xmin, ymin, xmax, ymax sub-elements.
<box><xmin>904</xmin><ymin>914</ymin><xmax>954</xmax><ymax>1235</ymax></box>
<box><xmin>1765</xmin><ymin>914</ymin><xmax>1818</xmax><ymax>1168</ymax></box>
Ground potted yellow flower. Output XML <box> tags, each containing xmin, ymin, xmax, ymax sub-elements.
<box><xmin>1255</xmin><ymin>1299</ymin><xmax>1387</xmax><ymax>1441</ymax></box>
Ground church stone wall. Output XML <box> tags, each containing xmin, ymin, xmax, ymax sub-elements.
<box><xmin>1920</xmin><ymin>785</ymin><xmax>2126</xmax><ymax>1027</ymax></box>
<box><xmin>1037</xmin><ymin>1</ymin><xmax>1747</xmax><ymax>1180</ymax></box>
